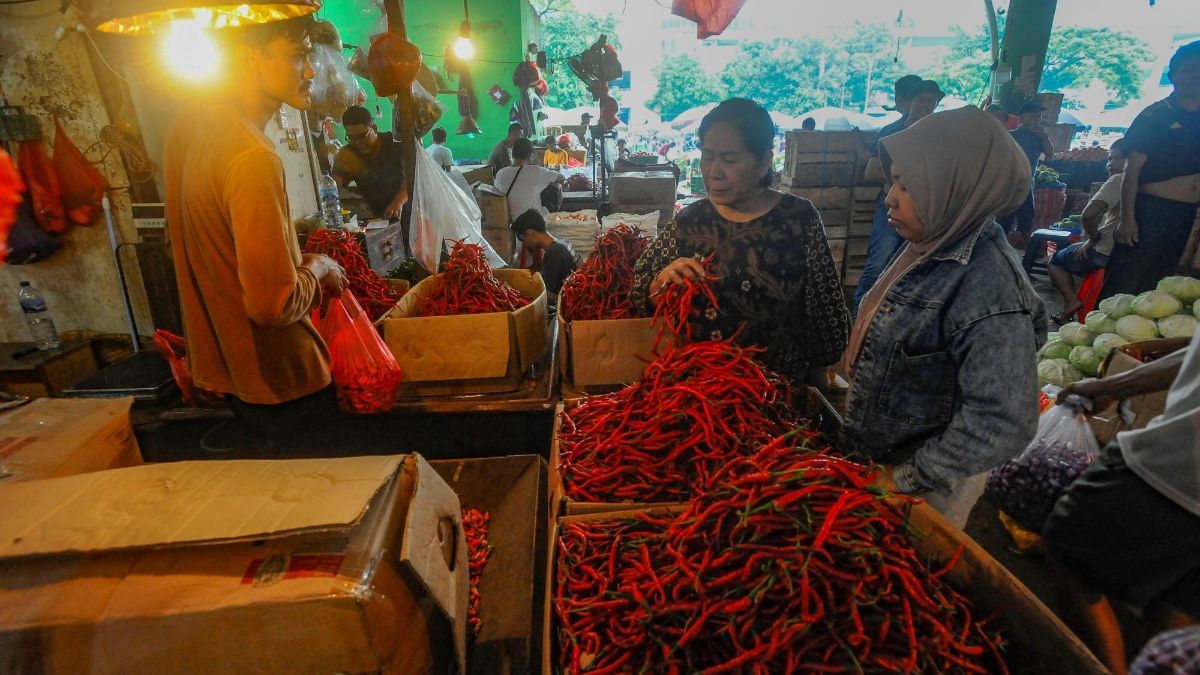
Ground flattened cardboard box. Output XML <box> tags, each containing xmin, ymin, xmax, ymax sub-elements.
<box><xmin>557</xmin><ymin>314</ymin><xmax>660</xmax><ymax>391</ymax></box>
<box><xmin>0</xmin><ymin>396</ymin><xmax>141</xmax><ymax>483</ymax></box>
<box><xmin>0</xmin><ymin>454</ymin><xmax>469</xmax><ymax>675</ymax></box>
<box><xmin>378</xmin><ymin>268</ymin><xmax>550</xmax><ymax>395</ymax></box>
<box><xmin>541</xmin><ymin>505</ymin><xmax>1107</xmax><ymax>675</ymax></box>
<box><xmin>608</xmin><ymin>172</ymin><xmax>677</xmax><ymax>205</ymax></box>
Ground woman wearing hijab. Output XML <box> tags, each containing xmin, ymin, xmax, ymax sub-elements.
<box><xmin>840</xmin><ymin>106</ymin><xmax>1048</xmax><ymax>527</ymax></box>
<box><xmin>631</xmin><ymin>98</ymin><xmax>849</xmax><ymax>386</ymax></box>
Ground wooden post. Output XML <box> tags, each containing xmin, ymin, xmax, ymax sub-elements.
<box><xmin>384</xmin><ymin>0</ymin><xmax>418</xmax><ymax>257</ymax></box>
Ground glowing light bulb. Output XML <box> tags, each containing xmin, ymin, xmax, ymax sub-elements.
<box><xmin>453</xmin><ymin>36</ymin><xmax>475</xmax><ymax>61</ymax></box>
<box><xmin>162</xmin><ymin>17</ymin><xmax>220</xmax><ymax>82</ymax></box>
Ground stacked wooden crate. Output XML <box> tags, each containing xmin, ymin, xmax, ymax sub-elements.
<box><xmin>778</xmin><ymin>131</ymin><xmax>881</xmax><ymax>290</ymax></box>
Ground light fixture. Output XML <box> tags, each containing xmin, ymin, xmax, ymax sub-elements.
<box><xmin>87</xmin><ymin>0</ymin><xmax>319</xmax><ymax>35</ymax></box>
<box><xmin>451</xmin><ymin>0</ymin><xmax>474</xmax><ymax>61</ymax></box>
<box><xmin>161</xmin><ymin>13</ymin><xmax>221</xmax><ymax>81</ymax></box>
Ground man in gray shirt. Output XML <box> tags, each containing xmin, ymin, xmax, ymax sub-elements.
<box><xmin>511</xmin><ymin>209</ymin><xmax>580</xmax><ymax>303</ymax></box>
<box><xmin>488</xmin><ymin>123</ymin><xmax>524</xmax><ymax>171</ymax></box>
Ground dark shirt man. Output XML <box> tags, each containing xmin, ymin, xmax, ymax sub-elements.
<box><xmin>511</xmin><ymin>209</ymin><xmax>580</xmax><ymax>300</ymax></box>
<box><xmin>488</xmin><ymin>122</ymin><xmax>524</xmax><ymax>171</ymax></box>
<box><xmin>332</xmin><ymin>105</ymin><xmax>408</xmax><ymax>218</ymax></box>
<box><xmin>998</xmin><ymin>101</ymin><xmax>1054</xmax><ymax>240</ymax></box>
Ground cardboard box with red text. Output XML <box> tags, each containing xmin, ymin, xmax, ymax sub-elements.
<box><xmin>0</xmin><ymin>397</ymin><xmax>141</xmax><ymax>483</ymax></box>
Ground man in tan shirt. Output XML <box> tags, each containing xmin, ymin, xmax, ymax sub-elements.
<box><xmin>165</xmin><ymin>16</ymin><xmax>346</xmax><ymax>450</ymax></box>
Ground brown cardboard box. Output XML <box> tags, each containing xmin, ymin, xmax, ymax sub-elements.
<box><xmin>1089</xmin><ymin>338</ymin><xmax>1189</xmax><ymax>444</ymax></box>
<box><xmin>431</xmin><ymin>456</ymin><xmax>549</xmax><ymax>675</ymax></box>
<box><xmin>608</xmin><ymin>171</ymin><xmax>678</xmax><ymax>205</ymax></box>
<box><xmin>474</xmin><ymin>185</ymin><xmax>509</xmax><ymax>228</ymax></box>
<box><xmin>462</xmin><ymin>165</ymin><xmax>495</xmax><ymax>186</ymax></box>
<box><xmin>542</xmin><ymin>504</ymin><xmax>1107</xmax><ymax>675</ymax></box>
<box><xmin>557</xmin><ymin>314</ymin><xmax>660</xmax><ymax>391</ymax></box>
<box><xmin>484</xmin><ymin>225</ymin><xmax>517</xmax><ymax>264</ymax></box>
<box><xmin>0</xmin><ymin>454</ymin><xmax>469</xmax><ymax>674</ymax></box>
<box><xmin>378</xmin><ymin>269</ymin><xmax>550</xmax><ymax>395</ymax></box>
<box><xmin>0</xmin><ymin>397</ymin><xmax>141</xmax><ymax>483</ymax></box>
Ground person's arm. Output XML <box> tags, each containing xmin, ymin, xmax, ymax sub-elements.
<box><xmin>1060</xmin><ymin>348</ymin><xmax>1187</xmax><ymax>411</ymax></box>
<box><xmin>1037</xmin><ymin>126</ymin><xmax>1055</xmax><ymax>159</ymax></box>
<box><xmin>225</xmin><ymin>150</ymin><xmax>343</xmax><ymax>326</ymax></box>
<box><xmin>1116</xmin><ymin>151</ymin><xmax>1146</xmax><ymax>246</ymax></box>
<box><xmin>629</xmin><ymin>219</ymin><xmax>683</xmax><ymax>309</ymax></box>
<box><xmin>893</xmin><ymin>310</ymin><xmax>1041</xmax><ymax>495</ymax></box>
<box><xmin>1079</xmin><ymin>198</ymin><xmax>1108</xmax><ymax>242</ymax></box>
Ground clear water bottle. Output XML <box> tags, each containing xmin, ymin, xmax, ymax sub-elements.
<box><xmin>318</xmin><ymin>171</ymin><xmax>343</xmax><ymax>229</ymax></box>
<box><xmin>17</xmin><ymin>281</ymin><xmax>60</xmax><ymax>350</ymax></box>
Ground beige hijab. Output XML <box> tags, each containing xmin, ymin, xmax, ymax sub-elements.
<box><xmin>848</xmin><ymin>106</ymin><xmax>1032</xmax><ymax>370</ymax></box>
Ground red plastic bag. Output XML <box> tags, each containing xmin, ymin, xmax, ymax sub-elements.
<box><xmin>153</xmin><ymin>330</ymin><xmax>225</xmax><ymax>407</ymax></box>
<box><xmin>52</xmin><ymin>117</ymin><xmax>107</xmax><ymax>226</ymax></box>
<box><xmin>312</xmin><ymin>293</ymin><xmax>403</xmax><ymax>414</ymax></box>
<box><xmin>0</xmin><ymin>149</ymin><xmax>24</xmax><ymax>266</ymax></box>
<box><xmin>671</xmin><ymin>0</ymin><xmax>747</xmax><ymax>38</ymax></box>
<box><xmin>368</xmin><ymin>31</ymin><xmax>421</xmax><ymax>98</ymax></box>
<box><xmin>16</xmin><ymin>140</ymin><xmax>68</xmax><ymax>234</ymax></box>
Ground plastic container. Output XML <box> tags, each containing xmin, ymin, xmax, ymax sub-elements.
<box><xmin>17</xmin><ymin>281</ymin><xmax>60</xmax><ymax>350</ymax></box>
<box><xmin>319</xmin><ymin>172</ymin><xmax>344</xmax><ymax>229</ymax></box>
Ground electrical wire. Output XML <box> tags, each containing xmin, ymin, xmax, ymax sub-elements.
<box><xmin>0</xmin><ymin>0</ymin><xmax>50</xmax><ymax>5</ymax></box>
<box><xmin>83</xmin><ymin>123</ymin><xmax>157</xmax><ymax>183</ymax></box>
<box><xmin>83</xmin><ymin>30</ymin><xmax>130</xmax><ymax>83</ymax></box>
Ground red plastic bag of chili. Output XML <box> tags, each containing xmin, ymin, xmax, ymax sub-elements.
<box><xmin>0</xmin><ymin>148</ymin><xmax>24</xmax><ymax>265</ymax></box>
<box><xmin>152</xmin><ymin>330</ymin><xmax>225</xmax><ymax>407</ymax></box>
<box><xmin>16</xmin><ymin>140</ymin><xmax>68</xmax><ymax>234</ymax></box>
<box><xmin>367</xmin><ymin>31</ymin><xmax>421</xmax><ymax>97</ymax></box>
<box><xmin>52</xmin><ymin>117</ymin><xmax>108</xmax><ymax>226</ymax></box>
<box><xmin>312</xmin><ymin>292</ymin><xmax>403</xmax><ymax>414</ymax></box>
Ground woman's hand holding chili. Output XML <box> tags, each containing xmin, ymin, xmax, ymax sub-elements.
<box><xmin>649</xmin><ymin>257</ymin><xmax>711</xmax><ymax>302</ymax></box>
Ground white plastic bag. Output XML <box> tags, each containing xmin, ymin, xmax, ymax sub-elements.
<box><xmin>410</xmin><ymin>146</ymin><xmax>505</xmax><ymax>273</ymax></box>
<box><xmin>308</xmin><ymin>43</ymin><xmax>365</xmax><ymax>122</ymax></box>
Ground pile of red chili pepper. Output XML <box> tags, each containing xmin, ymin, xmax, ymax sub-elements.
<box><xmin>651</xmin><ymin>254</ymin><xmax>718</xmax><ymax>346</ymax></box>
<box><xmin>419</xmin><ymin>241</ymin><xmax>531</xmax><ymax>317</ymax></box>
<box><xmin>462</xmin><ymin>508</ymin><xmax>493</xmax><ymax>639</ymax></box>
<box><xmin>557</xmin><ymin>339</ymin><xmax>798</xmax><ymax>504</ymax></box>
<box><xmin>555</xmin><ymin>434</ymin><xmax>1008</xmax><ymax>674</ymax></box>
<box><xmin>559</xmin><ymin>224</ymin><xmax>651</xmax><ymax>322</ymax></box>
<box><xmin>303</xmin><ymin>228</ymin><xmax>399</xmax><ymax>321</ymax></box>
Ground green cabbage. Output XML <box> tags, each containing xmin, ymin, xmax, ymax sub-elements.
<box><xmin>1084</xmin><ymin>310</ymin><xmax>1117</xmax><ymax>335</ymax></box>
<box><xmin>1069</xmin><ymin>345</ymin><xmax>1103</xmax><ymax>377</ymax></box>
<box><xmin>1038</xmin><ymin>339</ymin><xmax>1072</xmax><ymax>360</ymax></box>
<box><xmin>1098</xmin><ymin>294</ymin><xmax>1136</xmax><ymax>319</ymax></box>
<box><xmin>1156</xmin><ymin>275</ymin><xmax>1200</xmax><ymax>304</ymax></box>
<box><xmin>1092</xmin><ymin>333</ymin><xmax>1129</xmax><ymax>359</ymax></box>
<box><xmin>1059</xmin><ymin>322</ymin><xmax>1094</xmax><ymax>347</ymax></box>
<box><xmin>1133</xmin><ymin>290</ymin><xmax>1182</xmax><ymax>319</ymax></box>
<box><xmin>1116</xmin><ymin>314</ymin><xmax>1160</xmax><ymax>341</ymax></box>
<box><xmin>1037</xmin><ymin>359</ymin><xmax>1084</xmax><ymax>388</ymax></box>
<box><xmin>1157</xmin><ymin>314</ymin><xmax>1197</xmax><ymax>339</ymax></box>
<box><xmin>1194</xmin><ymin>299</ymin><xmax>1200</xmax><ymax>320</ymax></box>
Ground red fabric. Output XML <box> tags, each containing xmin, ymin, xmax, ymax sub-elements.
<box><xmin>368</xmin><ymin>31</ymin><xmax>422</xmax><ymax>97</ymax></box>
<box><xmin>0</xmin><ymin>149</ymin><xmax>23</xmax><ymax>266</ymax></box>
<box><xmin>17</xmin><ymin>140</ymin><xmax>68</xmax><ymax>234</ymax></box>
<box><xmin>52</xmin><ymin>117</ymin><xmax>108</xmax><ymax>226</ymax></box>
<box><xmin>672</xmin><ymin>0</ymin><xmax>747</xmax><ymax>38</ymax></box>
<box><xmin>1033</xmin><ymin>186</ymin><xmax>1067</xmax><ymax>231</ymax></box>
<box><xmin>1077</xmin><ymin>269</ymin><xmax>1106</xmax><ymax>322</ymax></box>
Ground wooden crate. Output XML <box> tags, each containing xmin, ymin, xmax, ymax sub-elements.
<box><xmin>841</xmin><ymin>237</ymin><xmax>870</xmax><ymax>286</ymax></box>
<box><xmin>785</xmin><ymin>186</ymin><xmax>853</xmax><ymax>210</ymax></box>
<box><xmin>781</xmin><ymin>161</ymin><xmax>860</xmax><ymax>187</ymax></box>
<box><xmin>785</xmin><ymin>130</ymin><xmax>868</xmax><ymax>160</ymax></box>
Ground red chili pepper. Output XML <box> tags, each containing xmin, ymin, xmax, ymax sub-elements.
<box><xmin>419</xmin><ymin>240</ymin><xmax>531</xmax><ymax>317</ymax></box>
<box><xmin>462</xmin><ymin>508</ymin><xmax>492</xmax><ymax>639</ymax></box>
<box><xmin>651</xmin><ymin>253</ymin><xmax>719</xmax><ymax>350</ymax></box>
<box><xmin>303</xmin><ymin>229</ymin><xmax>400</xmax><ymax>321</ymax></box>
<box><xmin>559</xmin><ymin>224</ymin><xmax>652</xmax><ymax>322</ymax></box>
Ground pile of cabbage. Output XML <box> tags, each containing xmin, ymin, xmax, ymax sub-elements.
<box><xmin>1037</xmin><ymin>276</ymin><xmax>1200</xmax><ymax>388</ymax></box>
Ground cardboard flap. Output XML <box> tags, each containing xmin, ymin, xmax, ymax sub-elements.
<box><xmin>0</xmin><ymin>456</ymin><xmax>405</xmax><ymax>560</ymax></box>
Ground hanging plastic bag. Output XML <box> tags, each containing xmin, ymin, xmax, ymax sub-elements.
<box><xmin>52</xmin><ymin>117</ymin><xmax>108</xmax><ymax>226</ymax></box>
<box><xmin>5</xmin><ymin>191</ymin><xmax>60</xmax><ymax>264</ymax></box>
<box><xmin>368</xmin><ymin>31</ymin><xmax>421</xmax><ymax>98</ymax></box>
<box><xmin>17</xmin><ymin>139</ymin><xmax>68</xmax><ymax>234</ymax></box>
<box><xmin>0</xmin><ymin>148</ymin><xmax>24</xmax><ymax>266</ymax></box>
<box><xmin>153</xmin><ymin>330</ymin><xmax>225</xmax><ymax>408</ymax></box>
<box><xmin>410</xmin><ymin>145</ymin><xmax>504</xmax><ymax>273</ymax></box>
<box><xmin>308</xmin><ymin>43</ymin><xmax>366</xmax><ymax>123</ymax></box>
<box><xmin>311</xmin><ymin>292</ymin><xmax>403</xmax><ymax>414</ymax></box>
<box><xmin>409</xmin><ymin>81</ymin><xmax>445</xmax><ymax>138</ymax></box>
<box><xmin>985</xmin><ymin>403</ymin><xmax>1102</xmax><ymax>536</ymax></box>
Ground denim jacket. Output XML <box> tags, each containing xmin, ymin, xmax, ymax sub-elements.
<box><xmin>839</xmin><ymin>223</ymin><xmax>1048</xmax><ymax>496</ymax></box>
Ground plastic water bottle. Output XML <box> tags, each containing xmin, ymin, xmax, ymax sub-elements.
<box><xmin>318</xmin><ymin>171</ymin><xmax>343</xmax><ymax>229</ymax></box>
<box><xmin>17</xmin><ymin>281</ymin><xmax>60</xmax><ymax>350</ymax></box>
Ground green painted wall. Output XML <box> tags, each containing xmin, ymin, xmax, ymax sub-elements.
<box><xmin>318</xmin><ymin>0</ymin><xmax>539</xmax><ymax>162</ymax></box>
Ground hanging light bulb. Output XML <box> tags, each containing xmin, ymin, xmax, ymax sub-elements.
<box><xmin>161</xmin><ymin>12</ymin><xmax>221</xmax><ymax>81</ymax></box>
<box><xmin>453</xmin><ymin>19</ymin><xmax>474</xmax><ymax>61</ymax></box>
<box><xmin>88</xmin><ymin>0</ymin><xmax>318</xmax><ymax>35</ymax></box>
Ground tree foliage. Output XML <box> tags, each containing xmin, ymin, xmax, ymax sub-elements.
<box><xmin>647</xmin><ymin>53</ymin><xmax>726</xmax><ymax>118</ymax></box>
<box><xmin>539</xmin><ymin>8</ymin><xmax>621</xmax><ymax>110</ymax></box>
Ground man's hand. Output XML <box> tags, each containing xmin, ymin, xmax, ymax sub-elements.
<box><xmin>1115</xmin><ymin>217</ymin><xmax>1139</xmax><ymax>246</ymax></box>
<box><xmin>384</xmin><ymin>191</ymin><xmax>409</xmax><ymax>219</ymax></box>
<box><xmin>303</xmin><ymin>253</ymin><xmax>348</xmax><ymax>301</ymax></box>
<box><xmin>1058</xmin><ymin>377</ymin><xmax>1118</xmax><ymax>412</ymax></box>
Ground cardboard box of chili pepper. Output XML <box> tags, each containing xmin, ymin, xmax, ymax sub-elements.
<box><xmin>548</xmin><ymin>388</ymin><xmax>843</xmax><ymax>516</ymax></box>
<box><xmin>0</xmin><ymin>396</ymin><xmax>142</xmax><ymax>483</ymax></box>
<box><xmin>540</xmin><ymin>504</ymin><xmax>1108</xmax><ymax>675</ymax></box>
<box><xmin>0</xmin><ymin>454</ymin><xmax>470</xmax><ymax>674</ymax></box>
<box><xmin>377</xmin><ymin>268</ymin><xmax>550</xmax><ymax>396</ymax></box>
<box><xmin>431</xmin><ymin>456</ymin><xmax>550</xmax><ymax>675</ymax></box>
<box><xmin>556</xmin><ymin>314</ymin><xmax>661</xmax><ymax>393</ymax></box>
<box><xmin>1086</xmin><ymin>337</ymin><xmax>1189</xmax><ymax>445</ymax></box>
